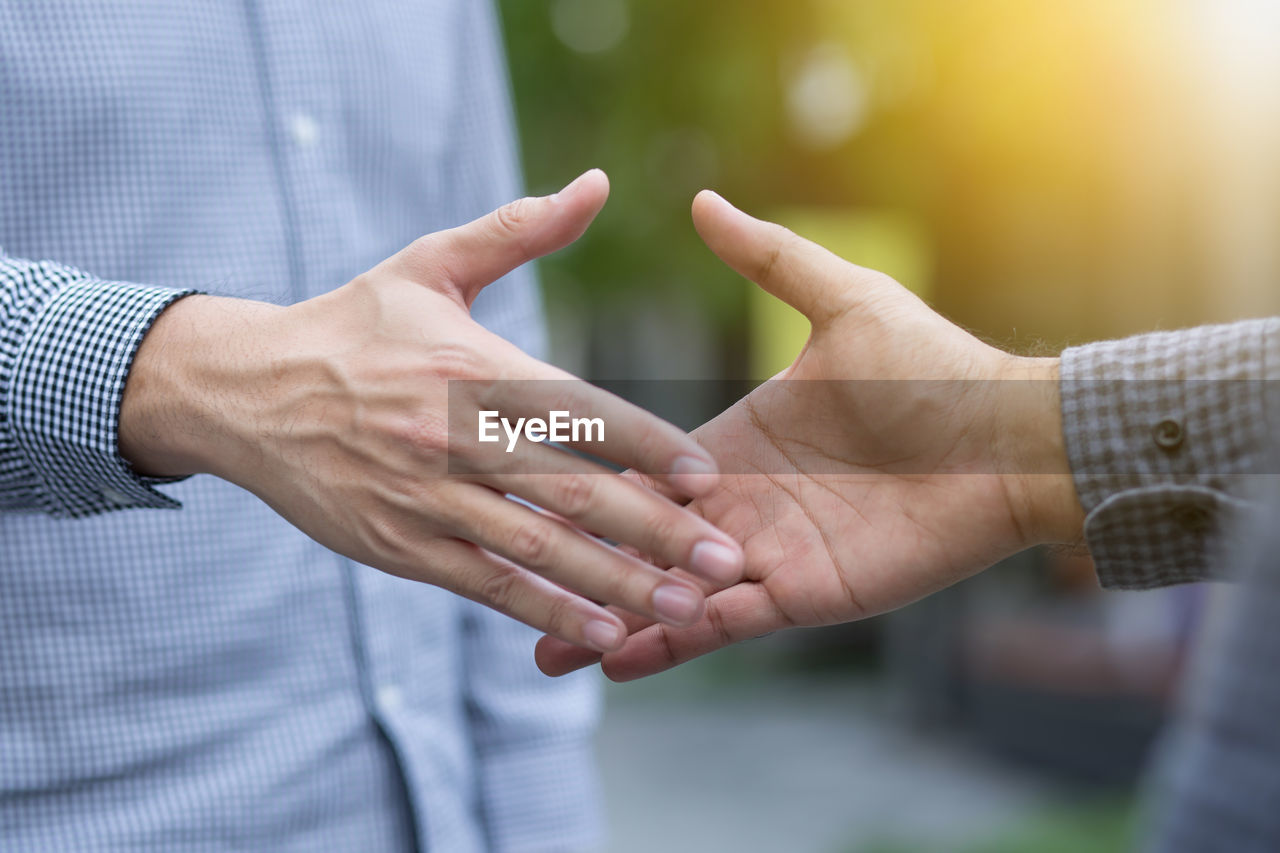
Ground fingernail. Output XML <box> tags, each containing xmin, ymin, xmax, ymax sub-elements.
<box><xmin>669</xmin><ymin>454</ymin><xmax>718</xmax><ymax>496</ymax></box>
<box><xmin>690</xmin><ymin>540</ymin><xmax>742</xmax><ymax>585</ymax></box>
<box><xmin>583</xmin><ymin>619</ymin><xmax>622</xmax><ymax>652</ymax></box>
<box><xmin>653</xmin><ymin>584</ymin><xmax>703</xmax><ymax>626</ymax></box>
<box><xmin>552</xmin><ymin>168</ymin><xmax>601</xmax><ymax>201</ymax></box>
<box><xmin>698</xmin><ymin>189</ymin><xmax>731</xmax><ymax>209</ymax></box>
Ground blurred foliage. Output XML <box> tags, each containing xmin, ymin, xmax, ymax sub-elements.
<box><xmin>497</xmin><ymin>0</ymin><xmax>805</xmax><ymax>328</ymax></box>
<box><xmin>498</xmin><ymin>0</ymin><xmax>1245</xmax><ymax>357</ymax></box>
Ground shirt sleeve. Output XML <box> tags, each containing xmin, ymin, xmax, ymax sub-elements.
<box><xmin>1059</xmin><ymin>317</ymin><xmax>1280</xmax><ymax>590</ymax></box>
<box><xmin>1</xmin><ymin>252</ymin><xmax>195</xmax><ymax>517</ymax></box>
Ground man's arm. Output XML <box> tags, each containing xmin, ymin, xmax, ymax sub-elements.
<box><xmin>536</xmin><ymin>190</ymin><xmax>1278</xmax><ymax>680</ymax></box>
<box><xmin>0</xmin><ymin>252</ymin><xmax>194</xmax><ymax>515</ymax></box>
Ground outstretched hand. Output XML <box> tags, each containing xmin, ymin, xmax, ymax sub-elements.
<box><xmin>536</xmin><ymin>190</ymin><xmax>1084</xmax><ymax>679</ymax></box>
<box><xmin>120</xmin><ymin>171</ymin><xmax>745</xmax><ymax>655</ymax></box>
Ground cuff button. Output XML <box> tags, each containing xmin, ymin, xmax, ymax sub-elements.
<box><xmin>1153</xmin><ymin>419</ymin><xmax>1185</xmax><ymax>451</ymax></box>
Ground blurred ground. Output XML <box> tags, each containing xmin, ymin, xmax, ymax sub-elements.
<box><xmin>595</xmin><ymin>655</ymin><xmax>1131</xmax><ymax>853</ymax></box>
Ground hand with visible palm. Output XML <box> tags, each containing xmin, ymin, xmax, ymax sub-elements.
<box><xmin>536</xmin><ymin>191</ymin><xmax>1084</xmax><ymax>680</ymax></box>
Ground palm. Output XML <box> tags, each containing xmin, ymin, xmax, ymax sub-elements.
<box><xmin>690</xmin><ymin>355</ymin><xmax>1023</xmax><ymax>630</ymax></box>
<box><xmin>535</xmin><ymin>190</ymin><xmax>1043</xmax><ymax>680</ymax></box>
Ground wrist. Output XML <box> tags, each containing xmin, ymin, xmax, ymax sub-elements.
<box><xmin>994</xmin><ymin>355</ymin><xmax>1086</xmax><ymax>546</ymax></box>
<box><xmin>119</xmin><ymin>294</ymin><xmax>287</xmax><ymax>479</ymax></box>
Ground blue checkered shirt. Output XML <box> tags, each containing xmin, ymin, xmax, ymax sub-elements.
<box><xmin>0</xmin><ymin>2</ymin><xmax>602</xmax><ymax>850</ymax></box>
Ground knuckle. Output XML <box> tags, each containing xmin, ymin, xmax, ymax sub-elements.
<box><xmin>384</xmin><ymin>413</ymin><xmax>420</xmax><ymax>446</ymax></box>
<box><xmin>608</xmin><ymin>555</ymin><xmax>669</xmax><ymax>611</ymax></box>
<box><xmin>551</xmin><ymin>473</ymin><xmax>596</xmax><ymax>518</ymax></box>
<box><xmin>657</xmin><ymin>624</ymin><xmax>679</xmax><ymax>665</ymax></box>
<box><xmin>346</xmin><ymin>271</ymin><xmax>375</xmax><ymax>295</ymax></box>
<box><xmin>379</xmin><ymin>400</ymin><xmax>448</xmax><ymax>452</ymax></box>
<box><xmin>550</xmin><ymin>384</ymin><xmax>587</xmax><ymax>414</ymax></box>
<box><xmin>476</xmin><ymin>567</ymin><xmax>521</xmax><ymax>612</ymax></box>
<box><xmin>508</xmin><ymin>520</ymin><xmax>556</xmax><ymax>568</ymax></box>
<box><xmin>757</xmin><ymin>245</ymin><xmax>782</xmax><ymax>283</ymax></box>
<box><xmin>401</xmin><ymin>414</ymin><xmax>449</xmax><ymax>458</ymax></box>
<box><xmin>399</xmin><ymin>234</ymin><xmax>450</xmax><ymax>281</ymax></box>
<box><xmin>405</xmin><ymin>233</ymin><xmax>436</xmax><ymax>259</ymax></box>
<box><xmin>494</xmin><ymin>196</ymin><xmax>538</xmax><ymax>236</ymax></box>
<box><xmin>427</xmin><ymin>342</ymin><xmax>487</xmax><ymax>382</ymax></box>
<box><xmin>641</xmin><ymin>507</ymin><xmax>681</xmax><ymax>553</ymax></box>
<box><xmin>468</xmin><ymin>374</ymin><xmax>506</xmax><ymax>411</ymax></box>
<box><xmin>707</xmin><ymin>602</ymin><xmax>734</xmax><ymax>647</ymax></box>
<box><xmin>357</xmin><ymin>513</ymin><xmax>400</xmax><ymax>560</ymax></box>
<box><xmin>591</xmin><ymin>557</ymin><xmax>640</xmax><ymax>605</ymax></box>
<box><xmin>756</xmin><ymin>223</ymin><xmax>799</xmax><ymax>282</ymax></box>
<box><xmin>756</xmin><ymin>241</ymin><xmax>785</xmax><ymax>283</ymax></box>
<box><xmin>541</xmin><ymin>596</ymin><xmax>576</xmax><ymax>638</ymax></box>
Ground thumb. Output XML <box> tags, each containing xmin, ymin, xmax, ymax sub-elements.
<box><xmin>691</xmin><ymin>190</ymin><xmax>891</xmax><ymax>328</ymax></box>
<box><xmin>397</xmin><ymin>169</ymin><xmax>609</xmax><ymax>306</ymax></box>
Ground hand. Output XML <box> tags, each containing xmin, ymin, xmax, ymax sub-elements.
<box><xmin>119</xmin><ymin>170</ymin><xmax>744</xmax><ymax>653</ymax></box>
<box><xmin>536</xmin><ymin>189</ymin><xmax>1085</xmax><ymax>679</ymax></box>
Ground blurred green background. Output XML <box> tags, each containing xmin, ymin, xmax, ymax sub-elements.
<box><xmin>501</xmin><ymin>0</ymin><xmax>1280</xmax><ymax>385</ymax></box>
<box><xmin>494</xmin><ymin>1</ymin><xmax>1280</xmax><ymax>850</ymax></box>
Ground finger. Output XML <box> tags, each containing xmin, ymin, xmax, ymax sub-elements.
<box><xmin>478</xmin><ymin>370</ymin><xmax>721</xmax><ymax>497</ymax></box>
<box><xmin>424</xmin><ymin>538</ymin><xmax>627</xmax><ymax>653</ymax></box>
<box><xmin>476</xmin><ymin>444</ymin><xmax>742</xmax><ymax>585</ymax></box>
<box><xmin>534</xmin><ymin>567</ymin><xmax>723</xmax><ymax>677</ymax></box>
<box><xmin>443</xmin><ymin>484</ymin><xmax>709</xmax><ymax>628</ymax></box>
<box><xmin>601</xmin><ymin>583</ymin><xmax>787</xmax><ymax>681</ymax></box>
<box><xmin>536</xmin><ymin>633</ymin><xmax>605</xmax><ymax>676</ymax></box>
<box><xmin>398</xmin><ymin>169</ymin><xmax>610</xmax><ymax>305</ymax></box>
<box><xmin>691</xmin><ymin>189</ymin><xmax>903</xmax><ymax>328</ymax></box>
<box><xmin>535</xmin><ymin>603</ymin><xmax>662</xmax><ymax>677</ymax></box>
<box><xmin>622</xmin><ymin>467</ymin><xmax>688</xmax><ymax>505</ymax></box>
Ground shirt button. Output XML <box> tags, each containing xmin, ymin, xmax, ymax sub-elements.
<box><xmin>288</xmin><ymin>112</ymin><xmax>320</xmax><ymax>148</ymax></box>
<box><xmin>375</xmin><ymin>684</ymin><xmax>404</xmax><ymax>713</ymax></box>
<box><xmin>1153</xmin><ymin>419</ymin><xmax>1185</xmax><ymax>452</ymax></box>
<box><xmin>1170</xmin><ymin>504</ymin><xmax>1212</xmax><ymax>534</ymax></box>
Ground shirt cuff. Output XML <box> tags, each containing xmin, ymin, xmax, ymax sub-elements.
<box><xmin>1059</xmin><ymin>318</ymin><xmax>1280</xmax><ymax>589</ymax></box>
<box><xmin>9</xmin><ymin>277</ymin><xmax>196</xmax><ymax>517</ymax></box>
<box><xmin>476</xmin><ymin>735</ymin><xmax>605</xmax><ymax>853</ymax></box>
